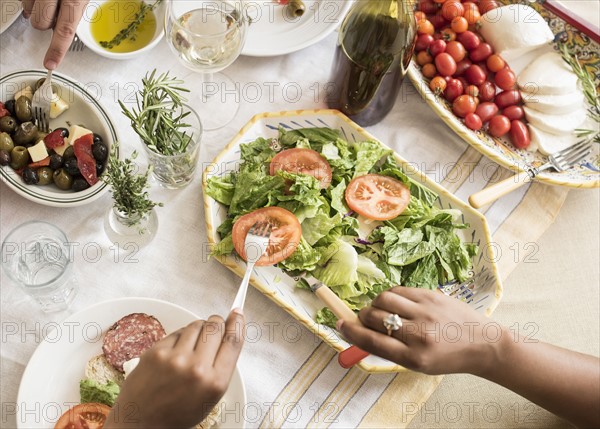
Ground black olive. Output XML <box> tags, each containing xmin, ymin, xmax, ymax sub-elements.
<box><xmin>92</xmin><ymin>141</ymin><xmax>108</xmax><ymax>162</ymax></box>
<box><xmin>62</xmin><ymin>145</ymin><xmax>75</xmax><ymax>160</ymax></box>
<box><xmin>64</xmin><ymin>157</ymin><xmax>80</xmax><ymax>175</ymax></box>
<box><xmin>55</xmin><ymin>127</ymin><xmax>69</xmax><ymax>138</ymax></box>
<box><xmin>22</xmin><ymin>167</ymin><xmax>39</xmax><ymax>185</ymax></box>
<box><xmin>72</xmin><ymin>177</ymin><xmax>90</xmax><ymax>192</ymax></box>
<box><xmin>95</xmin><ymin>160</ymin><xmax>104</xmax><ymax>176</ymax></box>
<box><xmin>4</xmin><ymin>99</ymin><xmax>16</xmax><ymax>116</ymax></box>
<box><xmin>93</xmin><ymin>133</ymin><xmax>103</xmax><ymax>145</ymax></box>
<box><xmin>49</xmin><ymin>153</ymin><xmax>63</xmax><ymax>170</ymax></box>
<box><xmin>0</xmin><ymin>149</ymin><xmax>11</xmax><ymax>166</ymax></box>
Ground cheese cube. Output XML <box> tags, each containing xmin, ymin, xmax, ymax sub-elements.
<box><xmin>50</xmin><ymin>93</ymin><xmax>70</xmax><ymax>119</ymax></box>
<box><xmin>27</xmin><ymin>140</ymin><xmax>49</xmax><ymax>162</ymax></box>
<box><xmin>66</xmin><ymin>125</ymin><xmax>93</xmax><ymax>145</ymax></box>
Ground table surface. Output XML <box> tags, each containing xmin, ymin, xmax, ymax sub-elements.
<box><xmin>1</xmin><ymin>2</ymin><xmax>599</xmax><ymax>428</ymax></box>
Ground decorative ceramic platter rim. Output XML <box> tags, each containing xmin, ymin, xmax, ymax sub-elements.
<box><xmin>407</xmin><ymin>0</ymin><xmax>600</xmax><ymax>188</ymax></box>
<box><xmin>16</xmin><ymin>297</ymin><xmax>247</xmax><ymax>429</ymax></box>
<box><xmin>203</xmin><ymin>109</ymin><xmax>503</xmax><ymax>373</ymax></box>
<box><xmin>0</xmin><ymin>70</ymin><xmax>118</xmax><ymax>207</ymax></box>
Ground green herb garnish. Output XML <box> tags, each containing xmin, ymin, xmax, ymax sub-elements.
<box><xmin>103</xmin><ymin>143</ymin><xmax>163</xmax><ymax>228</ymax></box>
<box><xmin>119</xmin><ymin>69</ymin><xmax>194</xmax><ymax>156</ymax></box>
<box><xmin>100</xmin><ymin>0</ymin><xmax>163</xmax><ymax>49</ymax></box>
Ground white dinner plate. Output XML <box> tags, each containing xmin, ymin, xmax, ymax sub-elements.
<box><xmin>242</xmin><ymin>0</ymin><xmax>352</xmax><ymax>56</ymax></box>
<box><xmin>16</xmin><ymin>297</ymin><xmax>247</xmax><ymax>428</ymax></box>
<box><xmin>0</xmin><ymin>70</ymin><xmax>118</xmax><ymax>207</ymax></box>
<box><xmin>0</xmin><ymin>0</ymin><xmax>22</xmax><ymax>35</ymax></box>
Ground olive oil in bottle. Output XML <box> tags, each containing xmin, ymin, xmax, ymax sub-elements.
<box><xmin>328</xmin><ymin>0</ymin><xmax>416</xmax><ymax>126</ymax></box>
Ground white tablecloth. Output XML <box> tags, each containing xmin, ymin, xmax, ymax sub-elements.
<box><xmin>1</xmin><ymin>8</ymin><xmax>599</xmax><ymax>429</ymax></box>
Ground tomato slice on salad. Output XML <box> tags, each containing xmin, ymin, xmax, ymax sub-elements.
<box><xmin>54</xmin><ymin>403</ymin><xmax>111</xmax><ymax>429</ymax></box>
<box><xmin>269</xmin><ymin>148</ymin><xmax>332</xmax><ymax>189</ymax></box>
<box><xmin>345</xmin><ymin>174</ymin><xmax>411</xmax><ymax>221</ymax></box>
<box><xmin>232</xmin><ymin>207</ymin><xmax>302</xmax><ymax>266</ymax></box>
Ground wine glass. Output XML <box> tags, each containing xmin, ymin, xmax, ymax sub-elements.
<box><xmin>165</xmin><ymin>0</ymin><xmax>248</xmax><ymax>130</ymax></box>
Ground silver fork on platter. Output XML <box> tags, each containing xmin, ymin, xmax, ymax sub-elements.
<box><xmin>31</xmin><ymin>69</ymin><xmax>53</xmax><ymax>133</ymax></box>
<box><xmin>469</xmin><ymin>139</ymin><xmax>593</xmax><ymax>208</ymax></box>
<box><xmin>230</xmin><ymin>222</ymin><xmax>272</xmax><ymax>311</ymax></box>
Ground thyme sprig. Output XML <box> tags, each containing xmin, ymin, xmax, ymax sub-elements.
<box><xmin>100</xmin><ymin>0</ymin><xmax>163</xmax><ymax>49</ymax></box>
<box><xmin>103</xmin><ymin>143</ymin><xmax>163</xmax><ymax>227</ymax></box>
<box><xmin>559</xmin><ymin>43</ymin><xmax>600</xmax><ymax>145</ymax></box>
<box><xmin>119</xmin><ymin>69</ymin><xmax>194</xmax><ymax>156</ymax></box>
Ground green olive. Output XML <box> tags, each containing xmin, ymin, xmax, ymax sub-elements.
<box><xmin>62</xmin><ymin>145</ymin><xmax>75</xmax><ymax>160</ymax></box>
<box><xmin>15</xmin><ymin>96</ymin><xmax>33</xmax><ymax>122</ymax></box>
<box><xmin>35</xmin><ymin>130</ymin><xmax>48</xmax><ymax>143</ymax></box>
<box><xmin>0</xmin><ymin>132</ymin><xmax>14</xmax><ymax>152</ymax></box>
<box><xmin>13</xmin><ymin>122</ymin><xmax>38</xmax><ymax>146</ymax></box>
<box><xmin>34</xmin><ymin>78</ymin><xmax>59</xmax><ymax>95</ymax></box>
<box><xmin>53</xmin><ymin>168</ymin><xmax>73</xmax><ymax>190</ymax></box>
<box><xmin>37</xmin><ymin>167</ymin><xmax>54</xmax><ymax>185</ymax></box>
<box><xmin>10</xmin><ymin>146</ymin><xmax>30</xmax><ymax>170</ymax></box>
<box><xmin>0</xmin><ymin>116</ymin><xmax>17</xmax><ymax>134</ymax></box>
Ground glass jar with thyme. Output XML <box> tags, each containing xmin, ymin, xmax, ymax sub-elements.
<box><xmin>120</xmin><ymin>70</ymin><xmax>203</xmax><ymax>189</ymax></box>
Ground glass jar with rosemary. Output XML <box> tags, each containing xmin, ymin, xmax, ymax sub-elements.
<box><xmin>120</xmin><ymin>69</ymin><xmax>203</xmax><ymax>189</ymax></box>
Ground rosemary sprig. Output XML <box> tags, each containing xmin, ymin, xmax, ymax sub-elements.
<box><xmin>559</xmin><ymin>43</ymin><xmax>600</xmax><ymax>144</ymax></box>
<box><xmin>103</xmin><ymin>143</ymin><xmax>163</xmax><ymax>227</ymax></box>
<box><xmin>119</xmin><ymin>69</ymin><xmax>194</xmax><ymax>156</ymax></box>
<box><xmin>100</xmin><ymin>0</ymin><xmax>163</xmax><ymax>49</ymax></box>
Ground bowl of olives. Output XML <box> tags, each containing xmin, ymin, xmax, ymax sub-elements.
<box><xmin>0</xmin><ymin>69</ymin><xmax>118</xmax><ymax>206</ymax></box>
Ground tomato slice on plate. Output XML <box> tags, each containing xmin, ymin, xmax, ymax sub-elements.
<box><xmin>54</xmin><ymin>403</ymin><xmax>111</xmax><ymax>429</ymax></box>
<box><xmin>270</xmin><ymin>148</ymin><xmax>332</xmax><ymax>189</ymax></box>
<box><xmin>345</xmin><ymin>174</ymin><xmax>411</xmax><ymax>221</ymax></box>
<box><xmin>232</xmin><ymin>207</ymin><xmax>302</xmax><ymax>266</ymax></box>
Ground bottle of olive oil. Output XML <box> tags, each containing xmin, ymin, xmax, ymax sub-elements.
<box><xmin>328</xmin><ymin>0</ymin><xmax>416</xmax><ymax>126</ymax></box>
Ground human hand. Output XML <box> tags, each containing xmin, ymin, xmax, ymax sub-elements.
<box><xmin>337</xmin><ymin>287</ymin><xmax>504</xmax><ymax>376</ymax></box>
<box><xmin>104</xmin><ymin>310</ymin><xmax>245</xmax><ymax>429</ymax></box>
<box><xmin>21</xmin><ymin>0</ymin><xmax>89</xmax><ymax>69</ymax></box>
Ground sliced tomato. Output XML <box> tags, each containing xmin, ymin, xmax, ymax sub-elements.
<box><xmin>269</xmin><ymin>148</ymin><xmax>332</xmax><ymax>189</ymax></box>
<box><xmin>345</xmin><ymin>174</ymin><xmax>411</xmax><ymax>221</ymax></box>
<box><xmin>54</xmin><ymin>403</ymin><xmax>111</xmax><ymax>429</ymax></box>
<box><xmin>43</xmin><ymin>129</ymin><xmax>67</xmax><ymax>149</ymax></box>
<box><xmin>232</xmin><ymin>207</ymin><xmax>302</xmax><ymax>266</ymax></box>
<box><xmin>73</xmin><ymin>133</ymin><xmax>98</xmax><ymax>186</ymax></box>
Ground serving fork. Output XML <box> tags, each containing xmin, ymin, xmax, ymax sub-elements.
<box><xmin>68</xmin><ymin>35</ymin><xmax>85</xmax><ymax>52</ymax></box>
<box><xmin>469</xmin><ymin>139</ymin><xmax>593</xmax><ymax>209</ymax></box>
<box><xmin>230</xmin><ymin>222</ymin><xmax>272</xmax><ymax>311</ymax></box>
<box><xmin>31</xmin><ymin>69</ymin><xmax>53</xmax><ymax>133</ymax></box>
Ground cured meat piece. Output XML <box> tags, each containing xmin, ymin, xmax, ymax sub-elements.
<box><xmin>102</xmin><ymin>313</ymin><xmax>166</xmax><ymax>372</ymax></box>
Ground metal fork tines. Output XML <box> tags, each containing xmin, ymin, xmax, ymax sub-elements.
<box><xmin>31</xmin><ymin>69</ymin><xmax>53</xmax><ymax>133</ymax></box>
<box><xmin>68</xmin><ymin>35</ymin><xmax>85</xmax><ymax>52</ymax></box>
<box><xmin>546</xmin><ymin>139</ymin><xmax>593</xmax><ymax>173</ymax></box>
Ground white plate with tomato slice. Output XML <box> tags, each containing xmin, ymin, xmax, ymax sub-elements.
<box><xmin>16</xmin><ymin>297</ymin><xmax>246</xmax><ymax>428</ymax></box>
<box><xmin>202</xmin><ymin>109</ymin><xmax>503</xmax><ymax>373</ymax></box>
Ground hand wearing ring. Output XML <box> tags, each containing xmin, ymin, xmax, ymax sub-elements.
<box><xmin>383</xmin><ymin>313</ymin><xmax>403</xmax><ymax>336</ymax></box>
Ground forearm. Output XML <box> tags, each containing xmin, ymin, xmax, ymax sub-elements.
<box><xmin>475</xmin><ymin>328</ymin><xmax>600</xmax><ymax>428</ymax></box>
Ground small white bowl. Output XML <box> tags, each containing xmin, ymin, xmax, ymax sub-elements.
<box><xmin>76</xmin><ymin>0</ymin><xmax>166</xmax><ymax>60</ymax></box>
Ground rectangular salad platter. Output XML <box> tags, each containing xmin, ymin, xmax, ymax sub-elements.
<box><xmin>202</xmin><ymin>109</ymin><xmax>503</xmax><ymax>373</ymax></box>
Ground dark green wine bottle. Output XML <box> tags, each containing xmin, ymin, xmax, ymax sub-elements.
<box><xmin>328</xmin><ymin>0</ymin><xmax>417</xmax><ymax>126</ymax></box>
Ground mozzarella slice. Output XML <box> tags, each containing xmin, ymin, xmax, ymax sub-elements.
<box><xmin>50</xmin><ymin>93</ymin><xmax>70</xmax><ymax>119</ymax></box>
<box><xmin>66</xmin><ymin>124</ymin><xmax>93</xmax><ymax>145</ymax></box>
<box><xmin>479</xmin><ymin>5</ymin><xmax>554</xmax><ymax>62</ymax></box>
<box><xmin>524</xmin><ymin>106</ymin><xmax>587</xmax><ymax>135</ymax></box>
<box><xmin>523</xmin><ymin>91</ymin><xmax>584</xmax><ymax>115</ymax></box>
<box><xmin>27</xmin><ymin>140</ymin><xmax>49</xmax><ymax>162</ymax></box>
<box><xmin>518</xmin><ymin>52</ymin><xmax>579</xmax><ymax>96</ymax></box>
<box><xmin>528</xmin><ymin>125</ymin><xmax>580</xmax><ymax>156</ymax></box>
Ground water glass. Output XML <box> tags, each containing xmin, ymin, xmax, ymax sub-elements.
<box><xmin>1</xmin><ymin>221</ymin><xmax>78</xmax><ymax>312</ymax></box>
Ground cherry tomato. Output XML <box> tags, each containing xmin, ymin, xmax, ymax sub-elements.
<box><xmin>417</xmin><ymin>50</ymin><xmax>433</xmax><ymax>65</ymax></box>
<box><xmin>495</xmin><ymin>68</ymin><xmax>517</xmax><ymax>90</ymax></box>
<box><xmin>475</xmin><ymin>102</ymin><xmax>499</xmax><ymax>123</ymax></box>
<box><xmin>429</xmin><ymin>39</ymin><xmax>447</xmax><ymax>57</ymax></box>
<box><xmin>440</xmin><ymin>28</ymin><xmax>457</xmax><ymax>41</ymax></box>
<box><xmin>270</xmin><ymin>148</ymin><xmax>333</xmax><ymax>189</ymax></box>
<box><xmin>442</xmin><ymin>0</ymin><xmax>464</xmax><ymax>20</ymax></box>
<box><xmin>488</xmin><ymin>115</ymin><xmax>511</xmax><ymax>137</ymax></box>
<box><xmin>509</xmin><ymin>120</ymin><xmax>531</xmax><ymax>149</ymax></box>
<box><xmin>435</xmin><ymin>52</ymin><xmax>457</xmax><ymax>76</ymax></box>
<box><xmin>451</xmin><ymin>16</ymin><xmax>469</xmax><ymax>33</ymax></box>
<box><xmin>465</xmin><ymin>84</ymin><xmax>479</xmax><ymax>98</ymax></box>
<box><xmin>433</xmin><ymin>0</ymin><xmax>447</xmax><ymax>4</ymax></box>
<box><xmin>478</xmin><ymin>81</ymin><xmax>496</xmax><ymax>102</ymax></box>
<box><xmin>419</xmin><ymin>0</ymin><xmax>439</xmax><ymax>13</ymax></box>
<box><xmin>430</xmin><ymin>13</ymin><xmax>447</xmax><ymax>29</ymax></box>
<box><xmin>232</xmin><ymin>207</ymin><xmax>302</xmax><ymax>266</ymax></box>
<box><xmin>414</xmin><ymin>11</ymin><xmax>427</xmax><ymax>22</ymax></box>
<box><xmin>457</xmin><ymin>76</ymin><xmax>469</xmax><ymax>91</ymax></box>
<box><xmin>465</xmin><ymin>64</ymin><xmax>486</xmax><ymax>85</ymax></box>
<box><xmin>452</xmin><ymin>94</ymin><xmax>477</xmax><ymax>117</ymax></box>
<box><xmin>422</xmin><ymin>63</ymin><xmax>437</xmax><ymax>78</ymax></box>
<box><xmin>445</xmin><ymin>41</ymin><xmax>466</xmax><ymax>62</ymax></box>
<box><xmin>486</xmin><ymin>54</ymin><xmax>505</xmax><ymax>72</ymax></box>
<box><xmin>454</xmin><ymin>58</ymin><xmax>472</xmax><ymax>76</ymax></box>
<box><xmin>345</xmin><ymin>174</ymin><xmax>411</xmax><ymax>221</ymax></box>
<box><xmin>430</xmin><ymin>76</ymin><xmax>447</xmax><ymax>93</ymax></box>
<box><xmin>444</xmin><ymin>78</ymin><xmax>464</xmax><ymax>102</ymax></box>
<box><xmin>469</xmin><ymin>43</ymin><xmax>493</xmax><ymax>62</ymax></box>
<box><xmin>462</xmin><ymin>2</ymin><xmax>478</xmax><ymax>13</ymax></box>
<box><xmin>503</xmin><ymin>105</ymin><xmax>525</xmax><ymax>121</ymax></box>
<box><xmin>495</xmin><ymin>90</ymin><xmax>521</xmax><ymax>108</ymax></box>
<box><xmin>55</xmin><ymin>403</ymin><xmax>111</xmax><ymax>429</ymax></box>
<box><xmin>479</xmin><ymin>0</ymin><xmax>499</xmax><ymax>14</ymax></box>
<box><xmin>464</xmin><ymin>7</ymin><xmax>481</xmax><ymax>25</ymax></box>
<box><xmin>465</xmin><ymin>113</ymin><xmax>483</xmax><ymax>130</ymax></box>
<box><xmin>415</xmin><ymin>33</ymin><xmax>435</xmax><ymax>51</ymax></box>
<box><xmin>417</xmin><ymin>19</ymin><xmax>435</xmax><ymax>35</ymax></box>
<box><xmin>457</xmin><ymin>30</ymin><xmax>480</xmax><ymax>50</ymax></box>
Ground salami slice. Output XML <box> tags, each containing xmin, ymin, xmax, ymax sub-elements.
<box><xmin>102</xmin><ymin>313</ymin><xmax>166</xmax><ymax>372</ymax></box>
